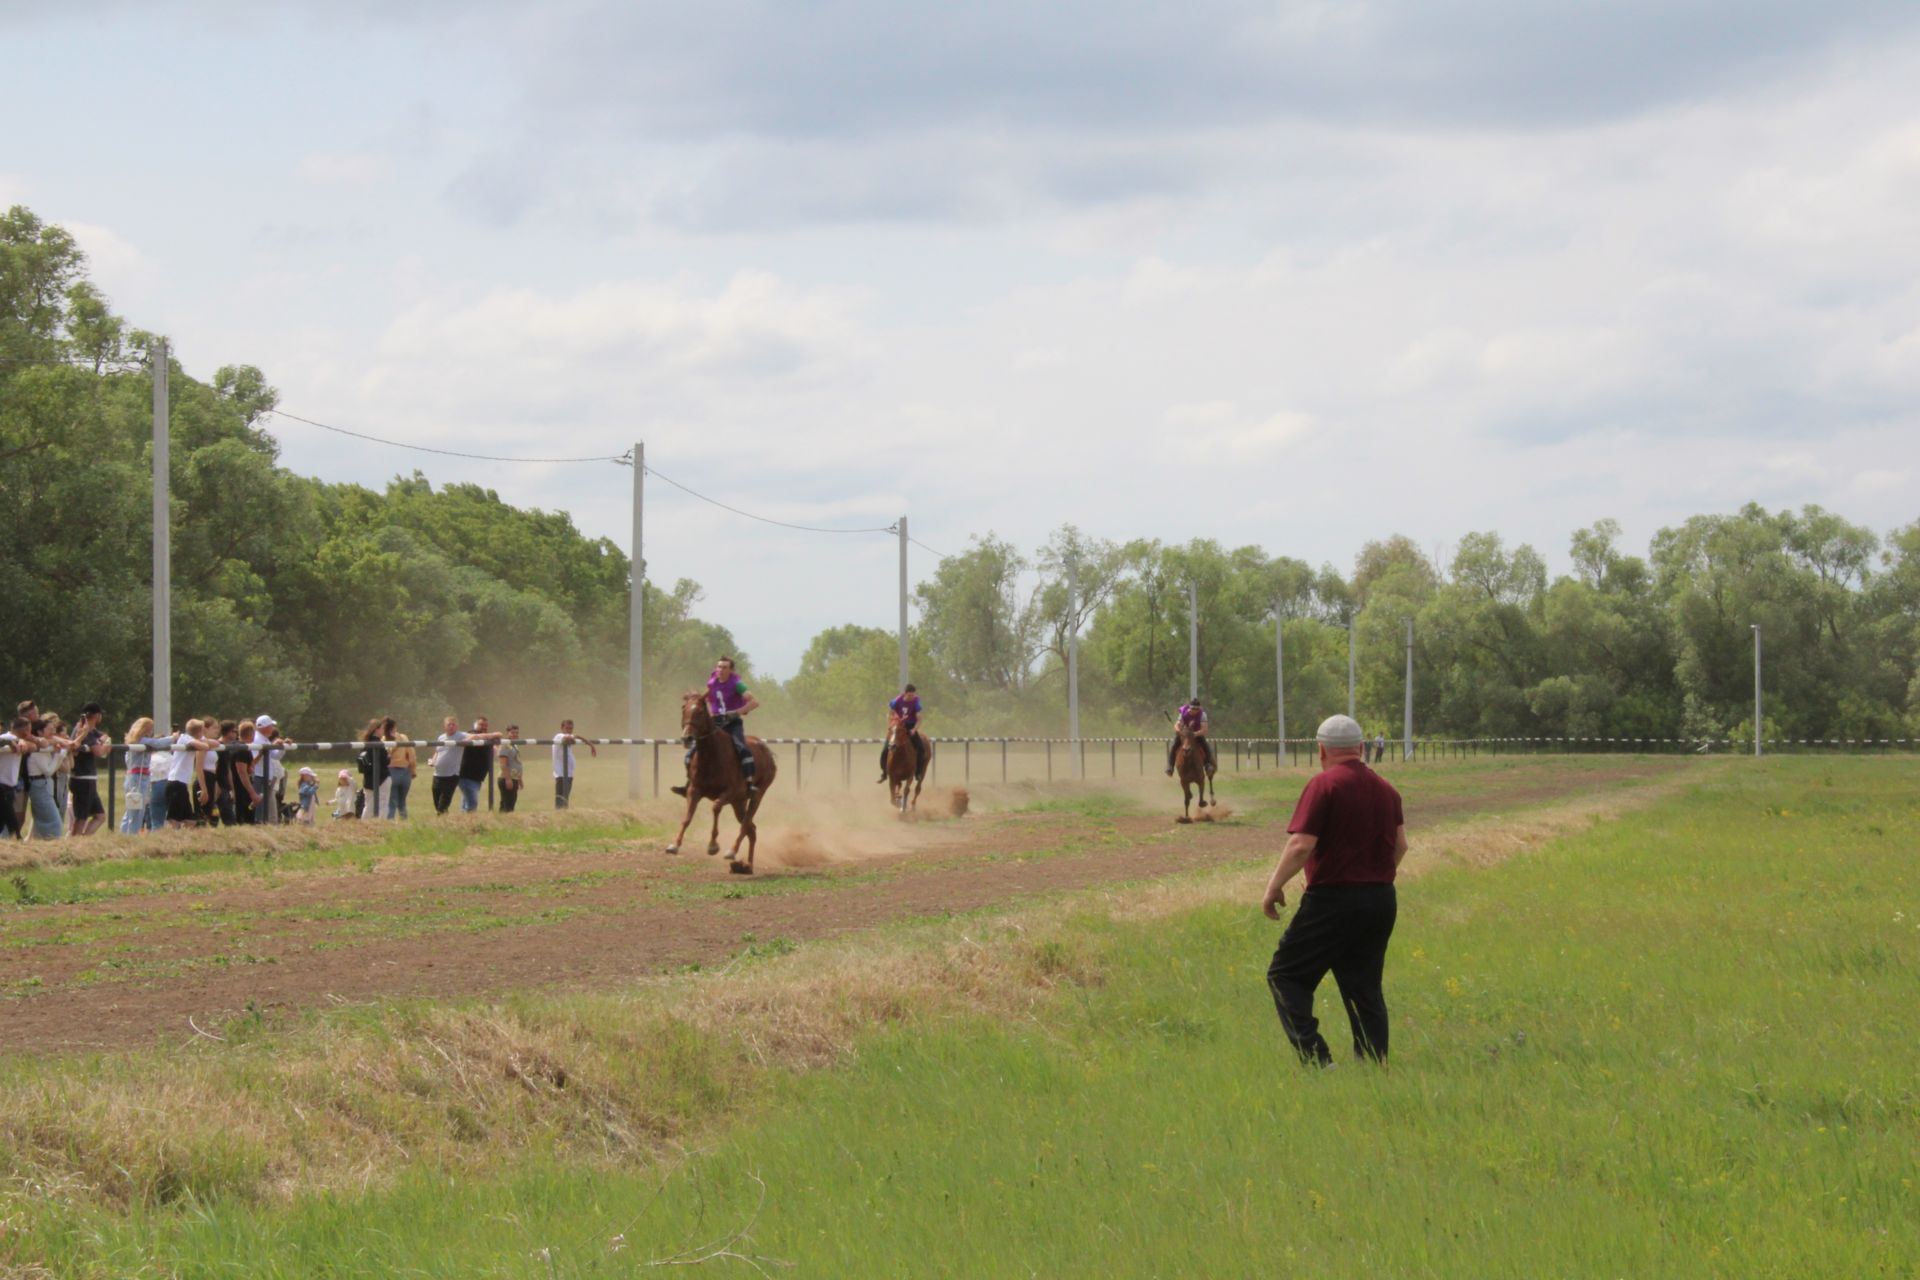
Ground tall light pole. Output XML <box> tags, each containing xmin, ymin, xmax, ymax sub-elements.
<box><xmin>1187</xmin><ymin>580</ymin><xmax>1199</xmax><ymax>700</ymax></box>
<box><xmin>1403</xmin><ymin>618</ymin><xmax>1415</xmax><ymax>762</ymax></box>
<box><xmin>897</xmin><ymin>516</ymin><xmax>910</xmax><ymax>688</ymax></box>
<box><xmin>1752</xmin><ymin>623</ymin><xmax>1762</xmax><ymax>758</ymax></box>
<box><xmin>628</xmin><ymin>442</ymin><xmax>644</xmax><ymax>798</ymax></box>
<box><xmin>1068</xmin><ymin>554</ymin><xmax>1082</xmax><ymax>779</ymax></box>
<box><xmin>1346</xmin><ymin>615</ymin><xmax>1356</xmax><ymax>719</ymax></box>
<box><xmin>1273</xmin><ymin>601</ymin><xmax>1286</xmax><ymax>749</ymax></box>
<box><xmin>151</xmin><ymin>337</ymin><xmax>171</xmax><ymax>735</ymax></box>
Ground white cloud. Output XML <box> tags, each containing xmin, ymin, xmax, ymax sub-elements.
<box><xmin>295</xmin><ymin>151</ymin><xmax>391</xmax><ymax>189</ymax></box>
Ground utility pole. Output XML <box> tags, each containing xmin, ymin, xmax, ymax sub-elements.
<box><xmin>1347</xmin><ymin>615</ymin><xmax>1356</xmax><ymax>719</ymax></box>
<box><xmin>1403</xmin><ymin>617</ymin><xmax>1414</xmax><ymax>762</ymax></box>
<box><xmin>1273</xmin><ymin>601</ymin><xmax>1286</xmax><ymax>750</ymax></box>
<box><xmin>1187</xmin><ymin>580</ymin><xmax>1199</xmax><ymax>700</ymax></box>
<box><xmin>1068</xmin><ymin>553</ymin><xmax>1082</xmax><ymax>779</ymax></box>
<box><xmin>1752</xmin><ymin>623</ymin><xmax>1762</xmax><ymax>758</ymax></box>
<box><xmin>897</xmin><ymin>515</ymin><xmax>910</xmax><ymax>688</ymax></box>
<box><xmin>628</xmin><ymin>442</ymin><xmax>644</xmax><ymax>799</ymax></box>
<box><xmin>152</xmin><ymin>337</ymin><xmax>170</xmax><ymax>735</ymax></box>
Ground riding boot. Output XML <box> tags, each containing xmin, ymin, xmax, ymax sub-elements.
<box><xmin>1165</xmin><ymin>739</ymin><xmax>1177</xmax><ymax>777</ymax></box>
<box><xmin>877</xmin><ymin>744</ymin><xmax>889</xmax><ymax>783</ymax></box>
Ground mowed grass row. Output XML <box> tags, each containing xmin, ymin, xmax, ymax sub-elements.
<box><xmin>15</xmin><ymin>758</ymin><xmax>1919</xmax><ymax>1276</ymax></box>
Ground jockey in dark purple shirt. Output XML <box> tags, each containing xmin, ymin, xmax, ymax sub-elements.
<box><xmin>878</xmin><ymin>685</ymin><xmax>926</xmax><ymax>782</ymax></box>
<box><xmin>1166</xmin><ymin>698</ymin><xmax>1216</xmax><ymax>776</ymax></box>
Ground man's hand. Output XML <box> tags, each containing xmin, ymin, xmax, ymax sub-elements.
<box><xmin>1262</xmin><ymin>888</ymin><xmax>1285</xmax><ymax>920</ymax></box>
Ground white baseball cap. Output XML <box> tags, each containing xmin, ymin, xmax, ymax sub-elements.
<box><xmin>255</xmin><ymin>714</ymin><xmax>277</xmax><ymax>730</ymax></box>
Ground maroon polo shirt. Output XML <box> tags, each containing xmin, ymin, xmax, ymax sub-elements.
<box><xmin>1287</xmin><ymin>758</ymin><xmax>1405</xmax><ymax>887</ymax></box>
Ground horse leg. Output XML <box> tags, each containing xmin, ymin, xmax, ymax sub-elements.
<box><xmin>728</xmin><ymin>798</ymin><xmax>755</xmax><ymax>874</ymax></box>
<box><xmin>665</xmin><ymin>789</ymin><xmax>701</xmax><ymax>854</ymax></box>
<box><xmin>706</xmin><ymin>800</ymin><xmax>723</xmax><ymax>856</ymax></box>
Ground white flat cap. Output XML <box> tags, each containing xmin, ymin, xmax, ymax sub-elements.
<box><xmin>1315</xmin><ymin>714</ymin><xmax>1365</xmax><ymax>748</ymax></box>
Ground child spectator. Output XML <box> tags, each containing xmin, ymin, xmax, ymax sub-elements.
<box><xmin>331</xmin><ymin>769</ymin><xmax>358</xmax><ymax>821</ymax></box>
<box><xmin>297</xmin><ymin>767</ymin><xmax>318</xmax><ymax>825</ymax></box>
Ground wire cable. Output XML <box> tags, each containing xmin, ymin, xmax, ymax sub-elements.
<box><xmin>908</xmin><ymin>535</ymin><xmax>950</xmax><ymax>560</ymax></box>
<box><xmin>267</xmin><ymin>409</ymin><xmax>629</xmax><ymax>465</ymax></box>
<box><xmin>642</xmin><ymin>463</ymin><xmax>898</xmax><ymax>535</ymax></box>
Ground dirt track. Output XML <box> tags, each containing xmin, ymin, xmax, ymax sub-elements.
<box><xmin>0</xmin><ymin>765</ymin><xmax>1672</xmax><ymax>1054</ymax></box>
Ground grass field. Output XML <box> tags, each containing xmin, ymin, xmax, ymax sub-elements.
<box><xmin>4</xmin><ymin>757</ymin><xmax>1916</xmax><ymax>1277</ymax></box>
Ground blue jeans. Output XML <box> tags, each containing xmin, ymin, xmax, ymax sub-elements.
<box><xmin>388</xmin><ymin>770</ymin><xmax>412</xmax><ymax>819</ymax></box>
<box><xmin>27</xmin><ymin>777</ymin><xmax>63</xmax><ymax>839</ymax></box>
<box><xmin>147</xmin><ymin>780</ymin><xmax>169</xmax><ymax>831</ymax></box>
<box><xmin>458</xmin><ymin>777</ymin><xmax>482</xmax><ymax>812</ymax></box>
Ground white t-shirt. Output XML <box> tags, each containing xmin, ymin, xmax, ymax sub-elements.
<box><xmin>0</xmin><ymin>734</ymin><xmax>21</xmax><ymax>788</ymax></box>
<box><xmin>433</xmin><ymin>733</ymin><xmax>470</xmax><ymax>778</ymax></box>
<box><xmin>148</xmin><ymin>748</ymin><xmax>171</xmax><ymax>783</ymax></box>
<box><xmin>553</xmin><ymin>737</ymin><xmax>578</xmax><ymax>779</ymax></box>
<box><xmin>27</xmin><ymin>744</ymin><xmax>60</xmax><ymax>779</ymax></box>
<box><xmin>167</xmin><ymin>735</ymin><xmax>200</xmax><ymax>784</ymax></box>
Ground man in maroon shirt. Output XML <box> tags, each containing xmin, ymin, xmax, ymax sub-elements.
<box><xmin>1261</xmin><ymin>713</ymin><xmax>1409</xmax><ymax>1065</ymax></box>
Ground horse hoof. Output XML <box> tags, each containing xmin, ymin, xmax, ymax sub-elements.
<box><xmin>1176</xmin><ymin>816</ymin><xmax>1192</xmax><ymax>825</ymax></box>
<box><xmin>664</xmin><ymin>844</ymin><xmax>680</xmax><ymax>855</ymax></box>
<box><xmin>728</xmin><ymin>861</ymin><xmax>753</xmax><ymax>876</ymax></box>
<box><xmin>707</xmin><ymin>846</ymin><xmax>721</xmax><ymax>857</ymax></box>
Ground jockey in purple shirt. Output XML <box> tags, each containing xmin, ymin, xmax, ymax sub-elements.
<box><xmin>1166</xmin><ymin>698</ymin><xmax>1216</xmax><ymax>776</ymax></box>
<box><xmin>672</xmin><ymin>655</ymin><xmax>761</xmax><ymax>797</ymax></box>
<box><xmin>878</xmin><ymin>684</ymin><xmax>927</xmax><ymax>782</ymax></box>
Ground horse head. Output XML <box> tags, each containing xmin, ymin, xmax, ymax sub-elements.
<box><xmin>680</xmin><ymin>691</ymin><xmax>712</xmax><ymax>743</ymax></box>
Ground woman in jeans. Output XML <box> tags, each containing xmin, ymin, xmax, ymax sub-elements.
<box><xmin>24</xmin><ymin>717</ymin><xmax>68</xmax><ymax>839</ymax></box>
<box><xmin>384</xmin><ymin>718</ymin><xmax>415</xmax><ymax>819</ymax></box>
<box><xmin>122</xmin><ymin>717</ymin><xmax>161</xmax><ymax>833</ymax></box>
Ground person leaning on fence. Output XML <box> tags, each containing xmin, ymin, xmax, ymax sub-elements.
<box><xmin>458</xmin><ymin>717</ymin><xmax>505</xmax><ymax>813</ymax></box>
<box><xmin>66</xmin><ymin>703</ymin><xmax>110</xmax><ymax>837</ymax></box>
<box><xmin>552</xmin><ymin>719</ymin><xmax>595</xmax><ymax>809</ymax></box>
<box><xmin>0</xmin><ymin>718</ymin><xmax>30</xmax><ymax>840</ymax></box>
<box><xmin>1260</xmin><ymin>713</ymin><xmax>1409</xmax><ymax>1067</ymax></box>
<box><xmin>384</xmin><ymin>719</ymin><xmax>415</xmax><ymax>819</ymax></box>
<box><xmin>430</xmin><ymin>716</ymin><xmax>464</xmax><ymax>815</ymax></box>
<box><xmin>496</xmin><ymin>725</ymin><xmax>524</xmax><ymax>813</ymax></box>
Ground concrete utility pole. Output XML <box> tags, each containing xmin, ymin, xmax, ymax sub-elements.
<box><xmin>897</xmin><ymin>515</ymin><xmax>910</xmax><ymax>689</ymax></box>
<box><xmin>151</xmin><ymin>337</ymin><xmax>171</xmax><ymax>735</ymax></box>
<box><xmin>1347</xmin><ymin>616</ymin><xmax>1356</xmax><ymax>719</ymax></box>
<box><xmin>1187</xmin><ymin>580</ymin><xmax>1199</xmax><ymax>700</ymax></box>
<box><xmin>1273</xmin><ymin>601</ymin><xmax>1286</xmax><ymax>749</ymax></box>
<box><xmin>1752</xmin><ymin>623</ymin><xmax>1763</xmax><ymax>758</ymax></box>
<box><xmin>628</xmin><ymin>442</ymin><xmax>644</xmax><ymax>799</ymax></box>
<box><xmin>1404</xmin><ymin>617</ymin><xmax>1415</xmax><ymax>762</ymax></box>
<box><xmin>1068</xmin><ymin>554</ymin><xmax>1082</xmax><ymax>779</ymax></box>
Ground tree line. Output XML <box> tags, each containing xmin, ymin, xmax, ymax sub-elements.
<box><xmin>6</xmin><ymin>206</ymin><xmax>1917</xmax><ymax>743</ymax></box>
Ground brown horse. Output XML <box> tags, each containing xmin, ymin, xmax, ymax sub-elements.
<box><xmin>1173</xmin><ymin>722</ymin><xmax>1215</xmax><ymax>822</ymax></box>
<box><xmin>885</xmin><ymin>721</ymin><xmax>933</xmax><ymax>816</ymax></box>
<box><xmin>665</xmin><ymin>692</ymin><xmax>777</xmax><ymax>873</ymax></box>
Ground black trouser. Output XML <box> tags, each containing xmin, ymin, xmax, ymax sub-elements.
<box><xmin>499</xmin><ymin>781</ymin><xmax>519</xmax><ymax>813</ymax></box>
<box><xmin>555</xmin><ymin>776</ymin><xmax>573</xmax><ymax>809</ymax></box>
<box><xmin>880</xmin><ymin>729</ymin><xmax>925</xmax><ymax>776</ymax></box>
<box><xmin>1167</xmin><ymin>736</ymin><xmax>1215</xmax><ymax>771</ymax></box>
<box><xmin>431</xmin><ymin>775</ymin><xmax>458</xmax><ymax>815</ymax></box>
<box><xmin>1266</xmin><ymin>883</ymin><xmax>1397</xmax><ymax>1065</ymax></box>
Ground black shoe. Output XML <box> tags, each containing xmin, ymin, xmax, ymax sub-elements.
<box><xmin>876</xmin><ymin>774</ymin><xmax>888</xmax><ymax>784</ymax></box>
<box><xmin>670</xmin><ymin>784</ymin><xmax>688</xmax><ymax>797</ymax></box>
<box><xmin>1164</xmin><ymin>767</ymin><xmax>1175</xmax><ymax>777</ymax></box>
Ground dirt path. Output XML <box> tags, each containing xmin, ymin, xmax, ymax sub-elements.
<box><xmin>0</xmin><ymin>764</ymin><xmax>1676</xmax><ymax>1053</ymax></box>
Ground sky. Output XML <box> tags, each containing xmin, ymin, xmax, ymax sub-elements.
<box><xmin>5</xmin><ymin>1</ymin><xmax>1919</xmax><ymax>675</ymax></box>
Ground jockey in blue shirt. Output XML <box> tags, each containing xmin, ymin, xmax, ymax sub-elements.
<box><xmin>1166</xmin><ymin>698</ymin><xmax>1216</xmax><ymax>776</ymax></box>
<box><xmin>878</xmin><ymin>684</ymin><xmax>926</xmax><ymax>782</ymax></box>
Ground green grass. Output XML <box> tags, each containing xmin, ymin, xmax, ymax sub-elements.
<box><xmin>15</xmin><ymin>758</ymin><xmax>1920</xmax><ymax>1276</ymax></box>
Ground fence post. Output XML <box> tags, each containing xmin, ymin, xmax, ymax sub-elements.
<box><xmin>1139</xmin><ymin>740</ymin><xmax>1144</xmax><ymax>774</ymax></box>
<box><xmin>1046</xmin><ymin>740</ymin><xmax>1053</xmax><ymax>782</ymax></box>
<box><xmin>107</xmin><ymin>748</ymin><xmax>117</xmax><ymax>833</ymax></box>
<box><xmin>1001</xmin><ymin>739</ymin><xmax>1008</xmax><ymax>783</ymax></box>
<box><xmin>652</xmin><ymin>741</ymin><xmax>660</xmax><ymax>797</ymax></box>
<box><xmin>964</xmin><ymin>739</ymin><xmax>971</xmax><ymax>784</ymax></box>
<box><xmin>795</xmin><ymin>741</ymin><xmax>803</xmax><ymax>792</ymax></box>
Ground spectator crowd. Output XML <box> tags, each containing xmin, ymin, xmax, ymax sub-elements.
<box><xmin>2</xmin><ymin>697</ymin><xmax>602</xmax><ymax>841</ymax></box>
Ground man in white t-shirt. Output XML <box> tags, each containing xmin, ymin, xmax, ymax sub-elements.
<box><xmin>0</xmin><ymin>719</ymin><xmax>31</xmax><ymax>839</ymax></box>
<box><xmin>431</xmin><ymin>715</ymin><xmax>468</xmax><ymax>816</ymax></box>
<box><xmin>552</xmin><ymin>718</ymin><xmax>597</xmax><ymax>810</ymax></box>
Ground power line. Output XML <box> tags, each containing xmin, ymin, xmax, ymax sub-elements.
<box><xmin>642</xmin><ymin>462</ymin><xmax>898</xmax><ymax>536</ymax></box>
<box><xmin>908</xmin><ymin>535</ymin><xmax>950</xmax><ymax>560</ymax></box>
<box><xmin>267</xmin><ymin>409</ymin><xmax>629</xmax><ymax>465</ymax></box>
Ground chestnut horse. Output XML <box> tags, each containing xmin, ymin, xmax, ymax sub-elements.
<box><xmin>1173</xmin><ymin>721</ymin><xmax>1215</xmax><ymax>822</ymax></box>
<box><xmin>885</xmin><ymin>721</ymin><xmax>933</xmax><ymax>816</ymax></box>
<box><xmin>665</xmin><ymin>692</ymin><xmax>777</xmax><ymax>873</ymax></box>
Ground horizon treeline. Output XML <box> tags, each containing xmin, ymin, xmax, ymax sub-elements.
<box><xmin>6</xmin><ymin>206</ymin><xmax>1918</xmax><ymax>743</ymax></box>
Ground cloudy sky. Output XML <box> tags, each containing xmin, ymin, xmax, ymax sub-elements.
<box><xmin>6</xmin><ymin>1</ymin><xmax>1918</xmax><ymax>673</ymax></box>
